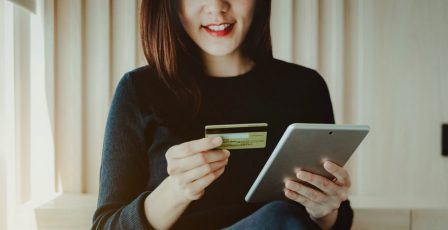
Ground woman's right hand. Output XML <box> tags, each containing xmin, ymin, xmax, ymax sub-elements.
<box><xmin>165</xmin><ymin>136</ymin><xmax>230</xmax><ymax>202</ymax></box>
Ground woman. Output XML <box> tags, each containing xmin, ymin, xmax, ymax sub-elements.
<box><xmin>93</xmin><ymin>0</ymin><xmax>353</xmax><ymax>229</ymax></box>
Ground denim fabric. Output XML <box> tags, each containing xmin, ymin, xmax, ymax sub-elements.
<box><xmin>221</xmin><ymin>201</ymin><xmax>321</xmax><ymax>230</ymax></box>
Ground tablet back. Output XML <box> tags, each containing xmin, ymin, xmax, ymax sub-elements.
<box><xmin>245</xmin><ymin>123</ymin><xmax>369</xmax><ymax>203</ymax></box>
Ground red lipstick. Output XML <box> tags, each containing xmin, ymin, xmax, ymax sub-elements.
<box><xmin>202</xmin><ymin>23</ymin><xmax>235</xmax><ymax>37</ymax></box>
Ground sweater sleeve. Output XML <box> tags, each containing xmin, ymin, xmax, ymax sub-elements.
<box><xmin>313</xmin><ymin>70</ymin><xmax>354</xmax><ymax>230</ymax></box>
<box><xmin>92</xmin><ymin>74</ymin><xmax>155</xmax><ymax>230</ymax></box>
<box><xmin>311</xmin><ymin>69</ymin><xmax>336</xmax><ymax>124</ymax></box>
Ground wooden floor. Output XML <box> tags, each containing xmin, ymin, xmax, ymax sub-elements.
<box><xmin>352</xmin><ymin>208</ymin><xmax>448</xmax><ymax>230</ymax></box>
<box><xmin>34</xmin><ymin>194</ymin><xmax>448</xmax><ymax>230</ymax></box>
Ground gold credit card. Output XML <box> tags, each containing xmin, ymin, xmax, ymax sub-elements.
<box><xmin>205</xmin><ymin>123</ymin><xmax>268</xmax><ymax>150</ymax></box>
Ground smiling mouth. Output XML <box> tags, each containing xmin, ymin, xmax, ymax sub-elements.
<box><xmin>202</xmin><ymin>23</ymin><xmax>235</xmax><ymax>37</ymax></box>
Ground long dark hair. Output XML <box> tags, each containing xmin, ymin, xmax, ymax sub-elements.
<box><xmin>140</xmin><ymin>0</ymin><xmax>273</xmax><ymax>120</ymax></box>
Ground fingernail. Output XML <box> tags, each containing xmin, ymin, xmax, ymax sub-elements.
<box><xmin>297</xmin><ymin>171</ymin><xmax>307</xmax><ymax>180</ymax></box>
<box><xmin>324</xmin><ymin>161</ymin><xmax>334</xmax><ymax>170</ymax></box>
<box><xmin>225</xmin><ymin>149</ymin><xmax>230</xmax><ymax>156</ymax></box>
<box><xmin>213</xmin><ymin>136</ymin><xmax>222</xmax><ymax>144</ymax></box>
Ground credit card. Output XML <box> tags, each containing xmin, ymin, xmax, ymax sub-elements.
<box><xmin>205</xmin><ymin>123</ymin><xmax>268</xmax><ymax>150</ymax></box>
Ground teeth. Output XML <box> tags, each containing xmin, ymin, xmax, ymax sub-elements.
<box><xmin>207</xmin><ymin>24</ymin><xmax>230</xmax><ymax>31</ymax></box>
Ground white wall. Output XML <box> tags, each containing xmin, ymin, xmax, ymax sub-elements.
<box><xmin>51</xmin><ymin>0</ymin><xmax>145</xmax><ymax>193</ymax></box>
<box><xmin>33</xmin><ymin>0</ymin><xmax>448</xmax><ymax>208</ymax></box>
<box><xmin>272</xmin><ymin>0</ymin><xmax>448</xmax><ymax>205</ymax></box>
<box><xmin>356</xmin><ymin>0</ymin><xmax>448</xmax><ymax>199</ymax></box>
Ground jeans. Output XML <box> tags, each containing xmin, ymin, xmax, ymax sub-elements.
<box><xmin>221</xmin><ymin>201</ymin><xmax>321</xmax><ymax>230</ymax></box>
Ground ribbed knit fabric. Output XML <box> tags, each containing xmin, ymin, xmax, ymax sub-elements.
<box><xmin>92</xmin><ymin>59</ymin><xmax>353</xmax><ymax>230</ymax></box>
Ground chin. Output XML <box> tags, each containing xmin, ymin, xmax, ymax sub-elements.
<box><xmin>202</xmin><ymin>46</ymin><xmax>237</xmax><ymax>57</ymax></box>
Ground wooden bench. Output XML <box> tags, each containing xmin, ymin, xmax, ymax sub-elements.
<box><xmin>34</xmin><ymin>194</ymin><xmax>448</xmax><ymax>230</ymax></box>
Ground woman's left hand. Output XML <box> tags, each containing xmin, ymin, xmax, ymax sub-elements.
<box><xmin>283</xmin><ymin>160</ymin><xmax>350</xmax><ymax>221</ymax></box>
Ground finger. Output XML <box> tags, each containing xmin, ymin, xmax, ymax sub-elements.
<box><xmin>295</xmin><ymin>170</ymin><xmax>339</xmax><ymax>195</ymax></box>
<box><xmin>284</xmin><ymin>179</ymin><xmax>327</xmax><ymax>204</ymax></box>
<box><xmin>170</xmin><ymin>149</ymin><xmax>230</xmax><ymax>173</ymax></box>
<box><xmin>323</xmin><ymin>161</ymin><xmax>351</xmax><ymax>187</ymax></box>
<box><xmin>284</xmin><ymin>188</ymin><xmax>319</xmax><ymax>209</ymax></box>
<box><xmin>179</xmin><ymin>159</ymin><xmax>228</xmax><ymax>183</ymax></box>
<box><xmin>187</xmin><ymin>167</ymin><xmax>226</xmax><ymax>195</ymax></box>
<box><xmin>168</xmin><ymin>150</ymin><xmax>229</xmax><ymax>175</ymax></box>
<box><xmin>169</xmin><ymin>137</ymin><xmax>223</xmax><ymax>159</ymax></box>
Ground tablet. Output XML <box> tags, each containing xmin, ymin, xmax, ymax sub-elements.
<box><xmin>245</xmin><ymin>123</ymin><xmax>369</xmax><ymax>203</ymax></box>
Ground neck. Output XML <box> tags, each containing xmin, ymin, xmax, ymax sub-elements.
<box><xmin>202</xmin><ymin>51</ymin><xmax>255</xmax><ymax>77</ymax></box>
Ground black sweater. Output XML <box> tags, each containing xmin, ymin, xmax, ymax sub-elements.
<box><xmin>92</xmin><ymin>59</ymin><xmax>353</xmax><ymax>229</ymax></box>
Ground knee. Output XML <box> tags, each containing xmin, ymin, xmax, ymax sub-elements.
<box><xmin>260</xmin><ymin>200</ymin><xmax>303</xmax><ymax>219</ymax></box>
<box><xmin>258</xmin><ymin>201</ymin><xmax>318</xmax><ymax>229</ymax></box>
